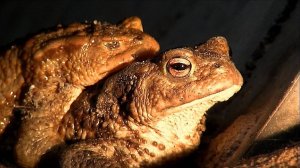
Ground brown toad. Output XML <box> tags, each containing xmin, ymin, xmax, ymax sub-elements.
<box><xmin>60</xmin><ymin>37</ymin><xmax>243</xmax><ymax>167</ymax></box>
<box><xmin>0</xmin><ymin>17</ymin><xmax>159</xmax><ymax>167</ymax></box>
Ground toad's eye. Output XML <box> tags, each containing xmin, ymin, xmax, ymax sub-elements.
<box><xmin>167</xmin><ymin>57</ymin><xmax>191</xmax><ymax>78</ymax></box>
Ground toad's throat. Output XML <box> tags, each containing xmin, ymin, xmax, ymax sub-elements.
<box><xmin>154</xmin><ymin>84</ymin><xmax>241</xmax><ymax>137</ymax></box>
<box><xmin>138</xmin><ymin>85</ymin><xmax>242</xmax><ymax>162</ymax></box>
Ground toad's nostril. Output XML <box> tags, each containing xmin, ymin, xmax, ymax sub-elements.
<box><xmin>105</xmin><ymin>41</ymin><xmax>120</xmax><ymax>50</ymax></box>
<box><xmin>213</xmin><ymin>63</ymin><xmax>221</xmax><ymax>68</ymax></box>
<box><xmin>134</xmin><ymin>35</ymin><xmax>143</xmax><ymax>41</ymax></box>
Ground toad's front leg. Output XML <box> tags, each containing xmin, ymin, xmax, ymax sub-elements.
<box><xmin>60</xmin><ymin>139</ymin><xmax>138</xmax><ymax>168</ymax></box>
<box><xmin>15</xmin><ymin>84</ymin><xmax>82</xmax><ymax>168</ymax></box>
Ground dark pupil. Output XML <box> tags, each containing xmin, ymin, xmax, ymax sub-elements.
<box><xmin>170</xmin><ymin>63</ymin><xmax>190</xmax><ymax>70</ymax></box>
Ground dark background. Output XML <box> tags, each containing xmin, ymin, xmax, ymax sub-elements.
<box><xmin>1</xmin><ymin>0</ymin><xmax>299</xmax><ymax>74</ymax></box>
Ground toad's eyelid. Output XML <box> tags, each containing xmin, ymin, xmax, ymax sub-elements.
<box><xmin>170</xmin><ymin>57</ymin><xmax>191</xmax><ymax>65</ymax></box>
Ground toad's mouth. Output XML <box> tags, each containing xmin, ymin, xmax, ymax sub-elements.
<box><xmin>163</xmin><ymin>84</ymin><xmax>242</xmax><ymax>116</ymax></box>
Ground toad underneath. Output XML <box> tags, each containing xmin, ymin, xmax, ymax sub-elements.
<box><xmin>60</xmin><ymin>36</ymin><xmax>243</xmax><ymax>168</ymax></box>
<box><xmin>0</xmin><ymin>17</ymin><xmax>243</xmax><ymax>167</ymax></box>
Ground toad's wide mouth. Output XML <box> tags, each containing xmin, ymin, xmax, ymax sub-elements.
<box><xmin>163</xmin><ymin>84</ymin><xmax>242</xmax><ymax>115</ymax></box>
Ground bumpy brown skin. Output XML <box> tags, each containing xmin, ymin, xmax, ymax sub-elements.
<box><xmin>0</xmin><ymin>47</ymin><xmax>23</xmax><ymax>134</ymax></box>
<box><xmin>0</xmin><ymin>17</ymin><xmax>159</xmax><ymax>168</ymax></box>
<box><xmin>60</xmin><ymin>37</ymin><xmax>243</xmax><ymax>167</ymax></box>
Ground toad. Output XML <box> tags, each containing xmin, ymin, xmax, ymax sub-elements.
<box><xmin>59</xmin><ymin>37</ymin><xmax>243</xmax><ymax>167</ymax></box>
<box><xmin>0</xmin><ymin>17</ymin><xmax>244</xmax><ymax>167</ymax></box>
<box><xmin>0</xmin><ymin>17</ymin><xmax>159</xmax><ymax>167</ymax></box>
